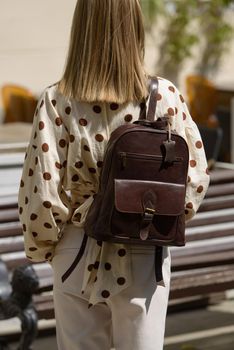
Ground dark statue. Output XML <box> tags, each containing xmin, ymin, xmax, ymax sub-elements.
<box><xmin>0</xmin><ymin>260</ymin><xmax>39</xmax><ymax>350</ymax></box>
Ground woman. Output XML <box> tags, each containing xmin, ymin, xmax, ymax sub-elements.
<box><xmin>18</xmin><ymin>1</ymin><xmax>210</xmax><ymax>349</ymax></box>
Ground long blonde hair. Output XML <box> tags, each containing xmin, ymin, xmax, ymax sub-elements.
<box><xmin>59</xmin><ymin>0</ymin><xmax>148</xmax><ymax>104</ymax></box>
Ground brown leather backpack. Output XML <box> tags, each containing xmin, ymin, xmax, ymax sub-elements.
<box><xmin>85</xmin><ymin>78</ymin><xmax>189</xmax><ymax>245</ymax></box>
<box><xmin>62</xmin><ymin>77</ymin><xmax>189</xmax><ymax>283</ymax></box>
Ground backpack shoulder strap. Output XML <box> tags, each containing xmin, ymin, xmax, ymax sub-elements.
<box><xmin>146</xmin><ymin>77</ymin><xmax>159</xmax><ymax>122</ymax></box>
<box><xmin>139</xmin><ymin>77</ymin><xmax>159</xmax><ymax>122</ymax></box>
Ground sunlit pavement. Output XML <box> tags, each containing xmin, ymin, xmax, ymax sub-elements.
<box><xmin>5</xmin><ymin>296</ymin><xmax>234</xmax><ymax>350</ymax></box>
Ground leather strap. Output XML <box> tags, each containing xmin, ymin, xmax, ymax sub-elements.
<box><xmin>139</xmin><ymin>77</ymin><xmax>159</xmax><ymax>122</ymax></box>
<box><xmin>140</xmin><ymin>190</ymin><xmax>157</xmax><ymax>241</ymax></box>
<box><xmin>140</xmin><ymin>211</ymin><xmax>154</xmax><ymax>240</ymax></box>
<box><xmin>155</xmin><ymin>246</ymin><xmax>163</xmax><ymax>282</ymax></box>
<box><xmin>147</xmin><ymin>77</ymin><xmax>159</xmax><ymax>122</ymax></box>
<box><xmin>61</xmin><ymin>233</ymin><xmax>88</xmax><ymax>283</ymax></box>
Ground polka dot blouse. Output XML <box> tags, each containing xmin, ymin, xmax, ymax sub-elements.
<box><xmin>18</xmin><ymin>77</ymin><xmax>210</xmax><ymax>305</ymax></box>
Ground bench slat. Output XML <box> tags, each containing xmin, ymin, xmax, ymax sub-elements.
<box><xmin>0</xmin><ymin>208</ymin><xmax>19</xmax><ymax>223</ymax></box>
<box><xmin>209</xmin><ymin>169</ymin><xmax>234</xmax><ymax>184</ymax></box>
<box><xmin>0</xmin><ymin>195</ymin><xmax>18</xmax><ymax>209</ymax></box>
<box><xmin>0</xmin><ymin>236</ymin><xmax>24</xmax><ymax>254</ymax></box>
<box><xmin>171</xmin><ymin>235</ymin><xmax>234</xmax><ymax>256</ymax></box>
<box><xmin>186</xmin><ymin>208</ymin><xmax>234</xmax><ymax>228</ymax></box>
<box><xmin>206</xmin><ymin>183</ymin><xmax>234</xmax><ymax>198</ymax></box>
<box><xmin>0</xmin><ymin>222</ymin><xmax>22</xmax><ymax>237</ymax></box>
<box><xmin>199</xmin><ymin>195</ymin><xmax>234</xmax><ymax>212</ymax></box>
<box><xmin>171</xmin><ymin>251</ymin><xmax>234</xmax><ymax>271</ymax></box>
<box><xmin>170</xmin><ymin>265</ymin><xmax>234</xmax><ymax>299</ymax></box>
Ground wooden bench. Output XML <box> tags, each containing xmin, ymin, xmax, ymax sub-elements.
<box><xmin>0</xmin><ymin>164</ymin><xmax>234</xmax><ymax>333</ymax></box>
<box><xmin>169</xmin><ymin>166</ymin><xmax>234</xmax><ymax>309</ymax></box>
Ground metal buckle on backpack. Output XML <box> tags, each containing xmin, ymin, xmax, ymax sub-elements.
<box><xmin>145</xmin><ymin>208</ymin><xmax>156</xmax><ymax>215</ymax></box>
<box><xmin>140</xmin><ymin>207</ymin><xmax>156</xmax><ymax>241</ymax></box>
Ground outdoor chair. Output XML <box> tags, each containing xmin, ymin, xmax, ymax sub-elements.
<box><xmin>186</xmin><ymin>75</ymin><xmax>219</xmax><ymax>127</ymax></box>
<box><xmin>1</xmin><ymin>84</ymin><xmax>37</xmax><ymax>124</ymax></box>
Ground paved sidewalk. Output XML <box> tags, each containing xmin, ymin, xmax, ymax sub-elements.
<box><xmin>7</xmin><ymin>297</ymin><xmax>234</xmax><ymax>350</ymax></box>
<box><xmin>164</xmin><ymin>299</ymin><xmax>234</xmax><ymax>350</ymax></box>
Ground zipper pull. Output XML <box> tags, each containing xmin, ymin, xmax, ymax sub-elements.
<box><xmin>120</xmin><ymin>152</ymin><xmax>127</xmax><ymax>169</ymax></box>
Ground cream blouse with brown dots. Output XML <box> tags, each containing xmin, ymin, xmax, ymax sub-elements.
<box><xmin>18</xmin><ymin>77</ymin><xmax>210</xmax><ymax>305</ymax></box>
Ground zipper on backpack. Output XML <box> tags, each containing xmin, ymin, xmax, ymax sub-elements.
<box><xmin>119</xmin><ymin>151</ymin><xmax>182</xmax><ymax>169</ymax></box>
<box><xmin>120</xmin><ymin>152</ymin><xmax>127</xmax><ymax>169</ymax></box>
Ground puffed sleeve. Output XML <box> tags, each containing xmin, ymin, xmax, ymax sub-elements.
<box><xmin>158</xmin><ymin>79</ymin><xmax>210</xmax><ymax>221</ymax></box>
<box><xmin>18</xmin><ymin>87</ymin><xmax>72</xmax><ymax>262</ymax></box>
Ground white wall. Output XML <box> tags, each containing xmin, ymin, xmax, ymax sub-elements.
<box><xmin>0</xmin><ymin>0</ymin><xmax>77</xmax><ymax>99</ymax></box>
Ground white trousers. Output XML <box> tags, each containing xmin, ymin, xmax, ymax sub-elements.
<box><xmin>51</xmin><ymin>226</ymin><xmax>171</xmax><ymax>350</ymax></box>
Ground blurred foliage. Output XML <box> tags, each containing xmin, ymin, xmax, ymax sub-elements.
<box><xmin>140</xmin><ymin>0</ymin><xmax>234</xmax><ymax>83</ymax></box>
<box><xmin>156</xmin><ymin>0</ymin><xmax>199</xmax><ymax>82</ymax></box>
<box><xmin>196</xmin><ymin>0</ymin><xmax>234</xmax><ymax>76</ymax></box>
<box><xmin>140</xmin><ymin>0</ymin><xmax>164</xmax><ymax>29</ymax></box>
